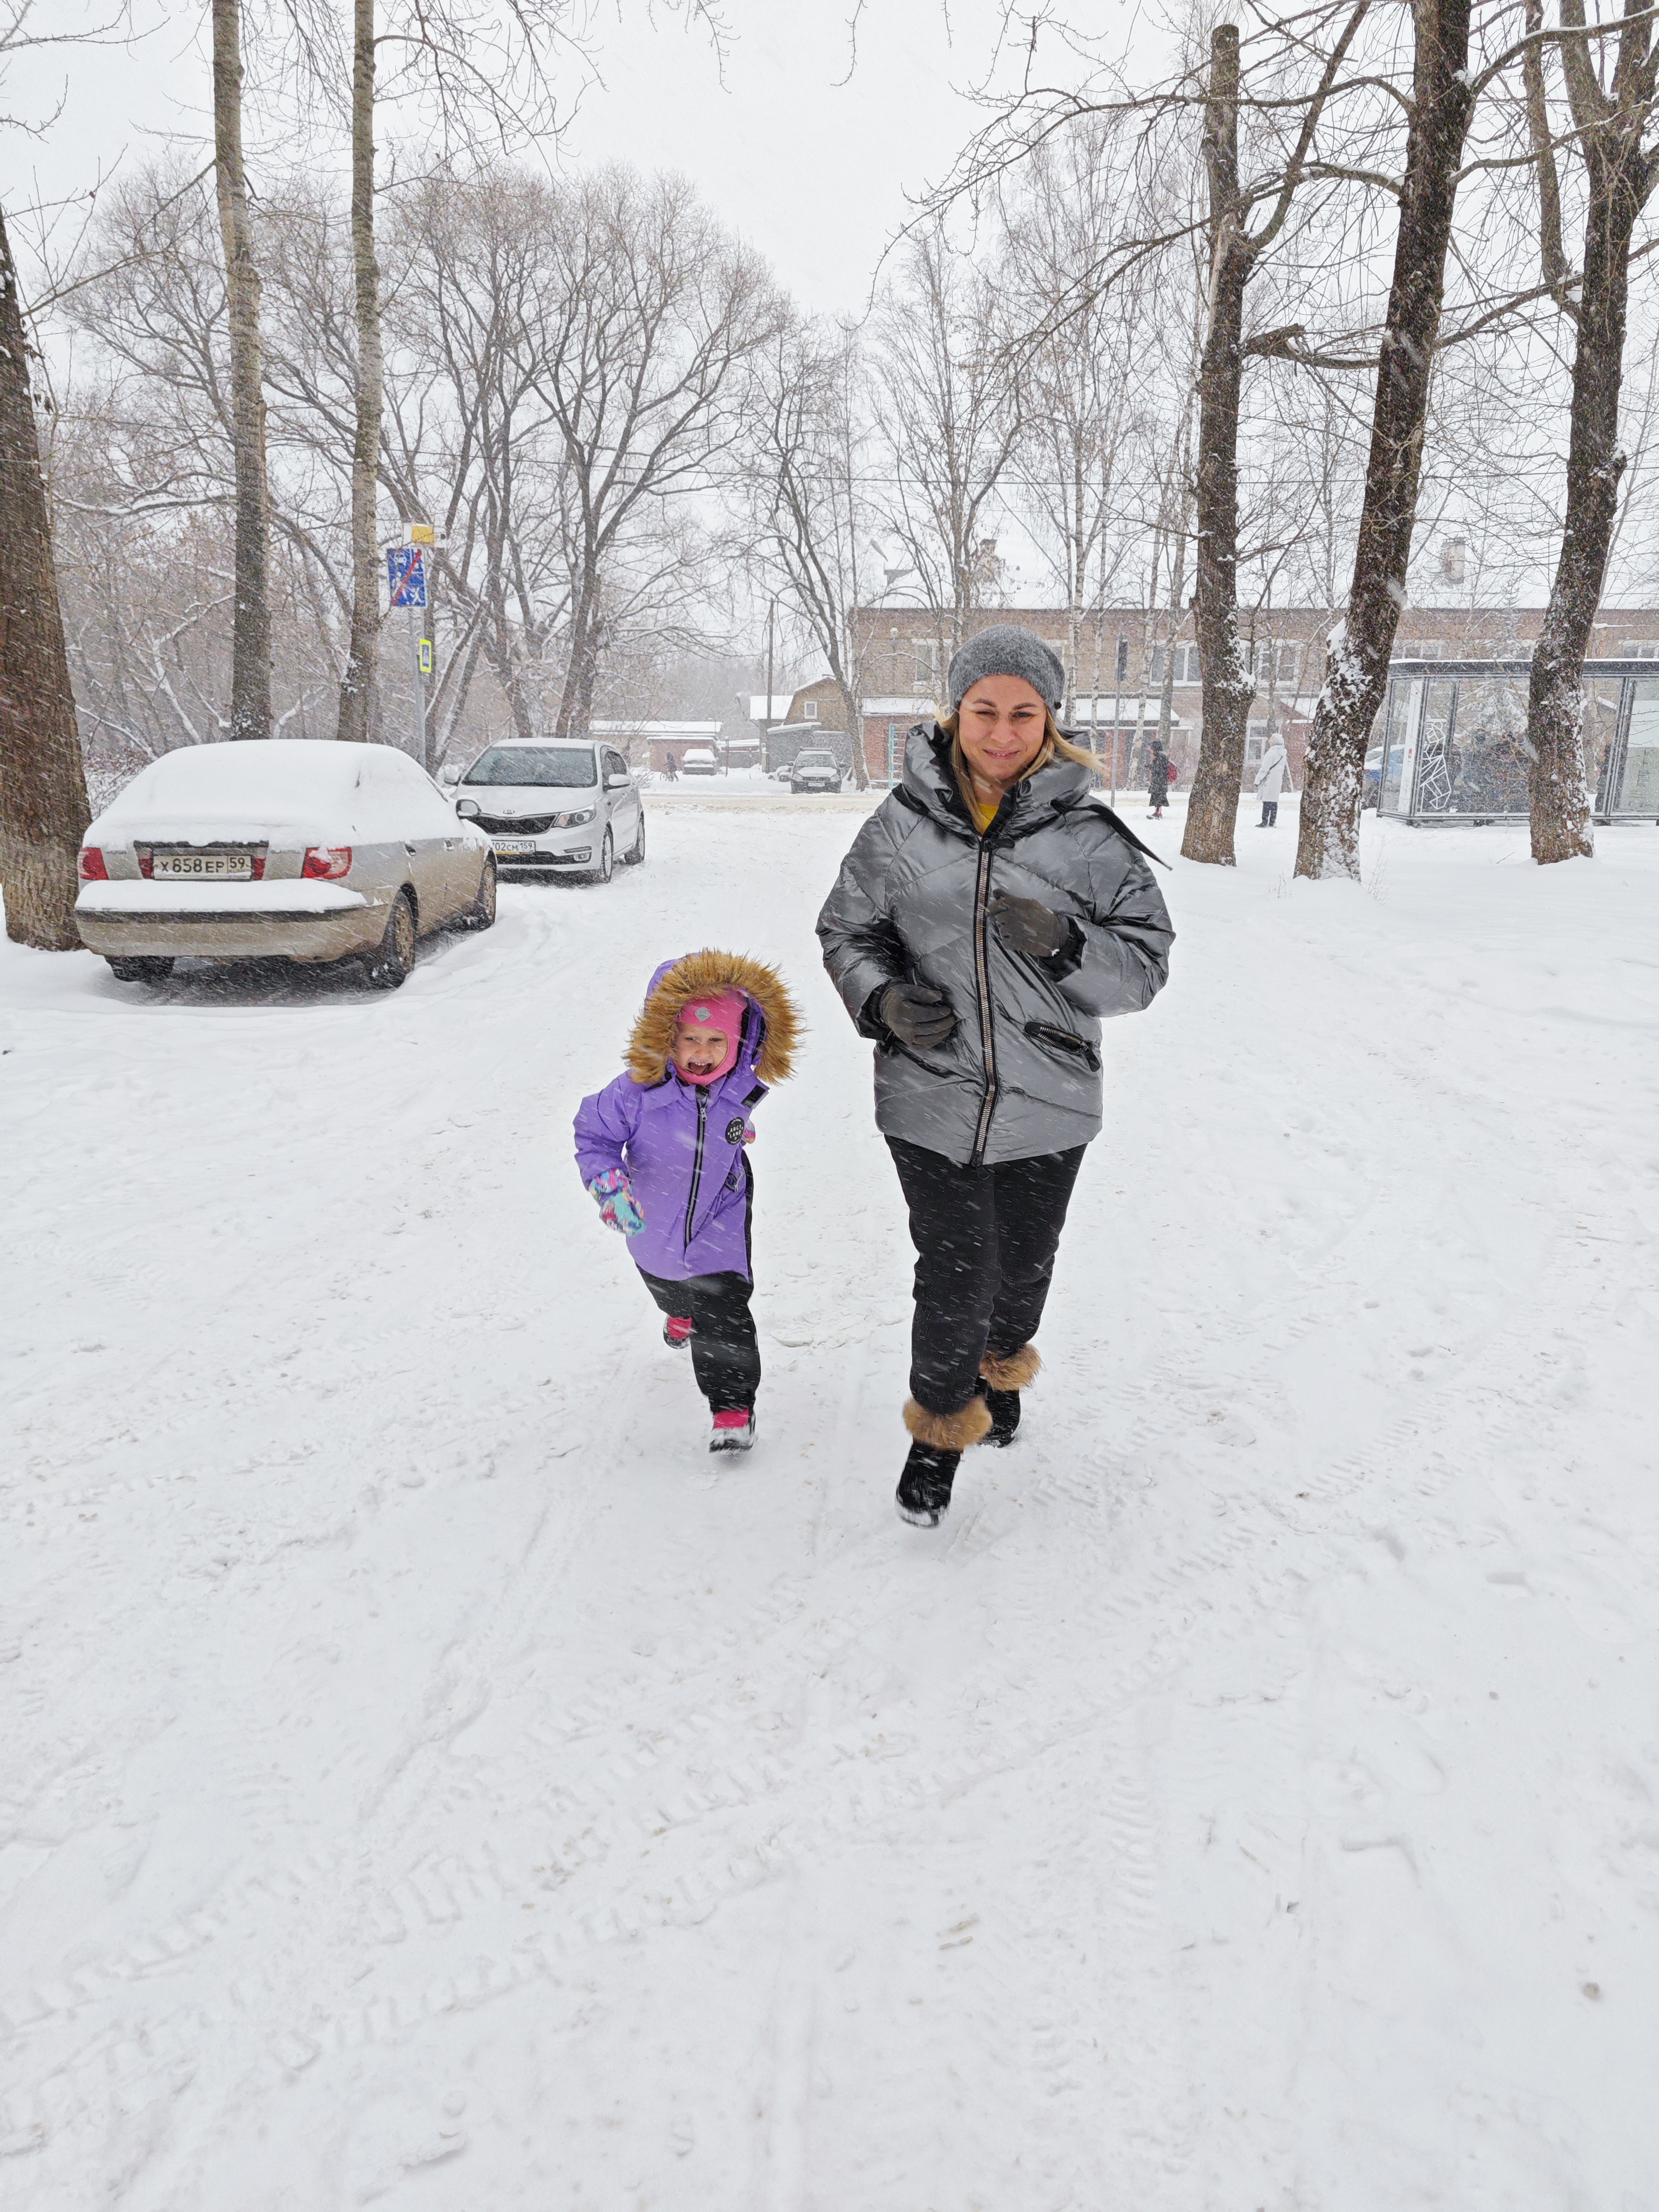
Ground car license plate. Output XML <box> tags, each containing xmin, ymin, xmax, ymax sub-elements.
<box><xmin>149</xmin><ymin>853</ymin><xmax>253</xmax><ymax>879</ymax></box>
<box><xmin>492</xmin><ymin>838</ymin><xmax>537</xmax><ymax>856</ymax></box>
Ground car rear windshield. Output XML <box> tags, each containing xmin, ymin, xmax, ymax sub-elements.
<box><xmin>463</xmin><ymin>746</ymin><xmax>596</xmax><ymax>788</ymax></box>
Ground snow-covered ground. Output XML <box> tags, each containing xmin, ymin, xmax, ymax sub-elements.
<box><xmin>4</xmin><ymin>797</ymin><xmax>1658</xmax><ymax>2210</ymax></box>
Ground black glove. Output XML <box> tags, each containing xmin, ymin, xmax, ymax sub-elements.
<box><xmin>878</xmin><ymin>980</ymin><xmax>957</xmax><ymax>1049</ymax></box>
<box><xmin>989</xmin><ymin>891</ymin><xmax>1075</xmax><ymax>960</ymax></box>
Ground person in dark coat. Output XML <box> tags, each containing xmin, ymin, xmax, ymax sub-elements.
<box><xmin>817</xmin><ymin>624</ymin><xmax>1175</xmax><ymax>1527</ymax></box>
<box><xmin>1147</xmin><ymin>737</ymin><xmax>1170</xmax><ymax>817</ymax></box>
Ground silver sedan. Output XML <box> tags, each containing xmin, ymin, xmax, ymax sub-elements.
<box><xmin>75</xmin><ymin>739</ymin><xmax>496</xmax><ymax>987</ymax></box>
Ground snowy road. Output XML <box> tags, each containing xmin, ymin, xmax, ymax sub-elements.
<box><xmin>5</xmin><ymin>800</ymin><xmax>1658</xmax><ymax>2209</ymax></box>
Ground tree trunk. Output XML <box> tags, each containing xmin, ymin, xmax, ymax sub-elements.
<box><xmin>335</xmin><ymin>0</ymin><xmax>382</xmax><ymax>745</ymax></box>
<box><xmin>1183</xmin><ymin>24</ymin><xmax>1257</xmax><ymax>866</ymax></box>
<box><xmin>211</xmin><ymin>0</ymin><xmax>271</xmax><ymax>743</ymax></box>
<box><xmin>1294</xmin><ymin>0</ymin><xmax>1475</xmax><ymax>880</ymax></box>
<box><xmin>835</xmin><ymin>678</ymin><xmax>869</xmax><ymax>790</ymax></box>
<box><xmin>1527</xmin><ymin>134</ymin><xmax>1654</xmax><ymax>860</ymax></box>
<box><xmin>0</xmin><ymin>203</ymin><xmax>91</xmax><ymax>949</ymax></box>
<box><xmin>554</xmin><ymin>561</ymin><xmax>601</xmax><ymax>739</ymax></box>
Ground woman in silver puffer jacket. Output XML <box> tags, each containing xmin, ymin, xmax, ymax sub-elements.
<box><xmin>817</xmin><ymin>625</ymin><xmax>1175</xmax><ymax>1526</ymax></box>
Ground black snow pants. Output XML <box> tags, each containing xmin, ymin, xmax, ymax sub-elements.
<box><xmin>637</xmin><ymin>1267</ymin><xmax>760</xmax><ymax>1413</ymax></box>
<box><xmin>1259</xmin><ymin>799</ymin><xmax>1279</xmax><ymax>827</ymax></box>
<box><xmin>886</xmin><ymin>1136</ymin><xmax>1087</xmax><ymax>1415</ymax></box>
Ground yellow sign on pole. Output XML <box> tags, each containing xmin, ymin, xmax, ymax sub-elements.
<box><xmin>417</xmin><ymin>639</ymin><xmax>433</xmax><ymax>677</ymax></box>
<box><xmin>409</xmin><ymin>523</ymin><xmax>436</xmax><ymax>546</ymax></box>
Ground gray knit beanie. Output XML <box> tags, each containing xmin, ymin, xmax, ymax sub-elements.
<box><xmin>947</xmin><ymin>623</ymin><xmax>1065</xmax><ymax>712</ymax></box>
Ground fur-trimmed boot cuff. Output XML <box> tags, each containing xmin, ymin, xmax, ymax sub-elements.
<box><xmin>903</xmin><ymin>1395</ymin><xmax>993</xmax><ymax>1452</ymax></box>
<box><xmin>980</xmin><ymin>1343</ymin><xmax>1041</xmax><ymax>1392</ymax></box>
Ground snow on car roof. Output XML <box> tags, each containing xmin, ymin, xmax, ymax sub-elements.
<box><xmin>90</xmin><ymin>740</ymin><xmax>443</xmax><ymax>846</ymax></box>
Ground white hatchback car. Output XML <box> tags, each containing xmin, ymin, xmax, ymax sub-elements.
<box><xmin>449</xmin><ymin>737</ymin><xmax>644</xmax><ymax>879</ymax></box>
<box><xmin>75</xmin><ymin>739</ymin><xmax>495</xmax><ymax>987</ymax></box>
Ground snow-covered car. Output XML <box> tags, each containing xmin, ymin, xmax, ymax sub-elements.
<box><xmin>450</xmin><ymin>738</ymin><xmax>644</xmax><ymax>880</ymax></box>
<box><xmin>75</xmin><ymin>739</ymin><xmax>496</xmax><ymax>988</ymax></box>
<box><xmin>679</xmin><ymin>747</ymin><xmax>719</xmax><ymax>776</ymax></box>
<box><xmin>790</xmin><ymin>748</ymin><xmax>844</xmax><ymax>794</ymax></box>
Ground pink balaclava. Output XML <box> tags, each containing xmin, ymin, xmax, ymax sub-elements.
<box><xmin>675</xmin><ymin>990</ymin><xmax>747</xmax><ymax>1084</ymax></box>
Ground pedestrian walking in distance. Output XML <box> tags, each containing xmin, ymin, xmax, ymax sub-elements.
<box><xmin>817</xmin><ymin>624</ymin><xmax>1174</xmax><ymax>1526</ymax></box>
<box><xmin>1253</xmin><ymin>731</ymin><xmax>1289</xmax><ymax>827</ymax></box>
<box><xmin>664</xmin><ymin>751</ymin><xmax>679</xmax><ymax>782</ymax></box>
<box><xmin>1147</xmin><ymin>737</ymin><xmax>1170</xmax><ymax>818</ymax></box>
<box><xmin>574</xmin><ymin>953</ymin><xmax>799</xmax><ymax>1455</ymax></box>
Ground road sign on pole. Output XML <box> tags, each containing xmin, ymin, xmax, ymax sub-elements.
<box><xmin>386</xmin><ymin>547</ymin><xmax>427</xmax><ymax>609</ymax></box>
<box><xmin>417</xmin><ymin>637</ymin><xmax>433</xmax><ymax>677</ymax></box>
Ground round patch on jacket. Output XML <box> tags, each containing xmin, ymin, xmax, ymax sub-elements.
<box><xmin>725</xmin><ymin>1117</ymin><xmax>746</xmax><ymax>1144</ymax></box>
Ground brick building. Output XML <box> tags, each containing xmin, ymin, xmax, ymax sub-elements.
<box><xmin>847</xmin><ymin>605</ymin><xmax>1659</xmax><ymax>786</ymax></box>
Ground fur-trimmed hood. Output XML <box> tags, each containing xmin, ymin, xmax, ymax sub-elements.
<box><xmin>625</xmin><ymin>950</ymin><xmax>801</xmax><ymax>1088</ymax></box>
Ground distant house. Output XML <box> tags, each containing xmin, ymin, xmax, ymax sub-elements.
<box><xmin>847</xmin><ymin>604</ymin><xmax>1659</xmax><ymax>785</ymax></box>
<box><xmin>592</xmin><ymin>720</ymin><xmax>722</xmax><ymax>775</ymax></box>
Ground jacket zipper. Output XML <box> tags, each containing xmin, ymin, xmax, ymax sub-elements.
<box><xmin>969</xmin><ymin>842</ymin><xmax>999</xmax><ymax>1165</ymax></box>
<box><xmin>684</xmin><ymin>1087</ymin><xmax>709</xmax><ymax>1251</ymax></box>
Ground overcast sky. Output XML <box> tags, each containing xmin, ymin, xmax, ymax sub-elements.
<box><xmin>1</xmin><ymin>0</ymin><xmax>1116</xmax><ymax>317</ymax></box>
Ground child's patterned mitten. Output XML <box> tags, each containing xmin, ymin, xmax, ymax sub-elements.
<box><xmin>589</xmin><ymin>1168</ymin><xmax>645</xmax><ymax>1237</ymax></box>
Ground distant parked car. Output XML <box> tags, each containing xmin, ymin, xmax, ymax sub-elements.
<box><xmin>75</xmin><ymin>739</ymin><xmax>495</xmax><ymax>988</ymax></box>
<box><xmin>450</xmin><ymin>738</ymin><xmax>644</xmax><ymax>880</ymax></box>
<box><xmin>679</xmin><ymin>747</ymin><xmax>719</xmax><ymax>776</ymax></box>
<box><xmin>790</xmin><ymin>747</ymin><xmax>844</xmax><ymax>794</ymax></box>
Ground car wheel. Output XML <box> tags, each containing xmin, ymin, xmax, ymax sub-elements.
<box><xmin>107</xmin><ymin>955</ymin><xmax>174</xmax><ymax>984</ymax></box>
<box><xmin>461</xmin><ymin>856</ymin><xmax>498</xmax><ymax>928</ymax></box>
<box><xmin>366</xmin><ymin>889</ymin><xmax>416</xmax><ymax>988</ymax></box>
<box><xmin>625</xmin><ymin>813</ymin><xmax>645</xmax><ymax>865</ymax></box>
<box><xmin>592</xmin><ymin>827</ymin><xmax>615</xmax><ymax>885</ymax></box>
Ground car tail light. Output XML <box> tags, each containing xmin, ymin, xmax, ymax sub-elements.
<box><xmin>302</xmin><ymin>846</ymin><xmax>352</xmax><ymax>880</ymax></box>
<box><xmin>78</xmin><ymin>847</ymin><xmax>109</xmax><ymax>880</ymax></box>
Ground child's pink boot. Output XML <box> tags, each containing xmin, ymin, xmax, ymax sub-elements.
<box><xmin>663</xmin><ymin>1315</ymin><xmax>693</xmax><ymax>1350</ymax></box>
<box><xmin>709</xmin><ymin>1407</ymin><xmax>755</xmax><ymax>1454</ymax></box>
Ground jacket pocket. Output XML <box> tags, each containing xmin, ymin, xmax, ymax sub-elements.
<box><xmin>1022</xmin><ymin>1019</ymin><xmax>1101</xmax><ymax>1074</ymax></box>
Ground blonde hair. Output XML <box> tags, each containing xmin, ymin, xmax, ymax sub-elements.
<box><xmin>938</xmin><ymin>703</ymin><xmax>1102</xmax><ymax>815</ymax></box>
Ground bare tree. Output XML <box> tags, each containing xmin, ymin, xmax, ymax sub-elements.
<box><xmin>1002</xmin><ymin>119</ymin><xmax>1149</xmax><ymax>723</ymax></box>
<box><xmin>212</xmin><ymin>0</ymin><xmax>271</xmax><ymax>739</ymax></box>
<box><xmin>751</xmin><ymin>318</ymin><xmax>873</xmax><ymax>787</ymax></box>
<box><xmin>871</xmin><ymin>224</ymin><xmax>1022</xmax><ymax>667</ymax></box>
<box><xmin>522</xmin><ymin>165</ymin><xmax>787</xmax><ymax>741</ymax></box>
<box><xmin>1296</xmin><ymin>0</ymin><xmax>1478</xmax><ymax>881</ymax></box>
<box><xmin>0</xmin><ymin>198</ymin><xmax>91</xmax><ymax>945</ymax></box>
<box><xmin>1183</xmin><ymin>3</ymin><xmax>1377</xmax><ymax>867</ymax></box>
<box><xmin>1522</xmin><ymin>0</ymin><xmax>1659</xmax><ymax>862</ymax></box>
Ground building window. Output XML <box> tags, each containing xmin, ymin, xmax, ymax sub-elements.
<box><xmin>1620</xmin><ymin>640</ymin><xmax>1659</xmax><ymax>659</ymax></box>
<box><xmin>804</xmin><ymin>700</ymin><xmax>818</xmax><ymax>719</ymax></box>
<box><xmin>913</xmin><ymin>639</ymin><xmax>940</xmax><ymax>689</ymax></box>
<box><xmin>1397</xmin><ymin>638</ymin><xmax>1444</xmax><ymax>659</ymax></box>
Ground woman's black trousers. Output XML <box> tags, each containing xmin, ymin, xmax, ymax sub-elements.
<box><xmin>885</xmin><ymin>1136</ymin><xmax>1087</xmax><ymax>1414</ymax></box>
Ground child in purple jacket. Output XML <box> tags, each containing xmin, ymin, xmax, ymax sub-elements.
<box><xmin>573</xmin><ymin>951</ymin><xmax>800</xmax><ymax>1454</ymax></box>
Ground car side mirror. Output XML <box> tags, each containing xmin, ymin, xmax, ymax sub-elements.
<box><xmin>605</xmin><ymin>773</ymin><xmax>629</xmax><ymax>789</ymax></box>
<box><xmin>440</xmin><ymin>763</ymin><xmax>462</xmax><ymax>785</ymax></box>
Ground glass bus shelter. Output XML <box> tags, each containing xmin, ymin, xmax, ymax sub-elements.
<box><xmin>1378</xmin><ymin>658</ymin><xmax>1659</xmax><ymax>824</ymax></box>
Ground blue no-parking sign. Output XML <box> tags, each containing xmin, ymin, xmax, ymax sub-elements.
<box><xmin>386</xmin><ymin>547</ymin><xmax>427</xmax><ymax>608</ymax></box>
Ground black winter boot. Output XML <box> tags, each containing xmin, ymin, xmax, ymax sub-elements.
<box><xmin>897</xmin><ymin>1394</ymin><xmax>992</xmax><ymax>1526</ymax></box>
<box><xmin>896</xmin><ymin>1442</ymin><xmax>960</xmax><ymax>1527</ymax></box>
<box><xmin>977</xmin><ymin>1344</ymin><xmax>1040</xmax><ymax>1448</ymax></box>
<box><xmin>977</xmin><ymin>1380</ymin><xmax>1021</xmax><ymax>1447</ymax></box>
